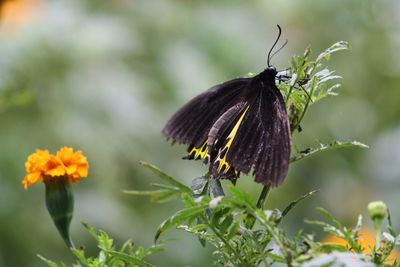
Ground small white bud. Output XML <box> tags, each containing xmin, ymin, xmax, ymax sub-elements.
<box><xmin>383</xmin><ymin>232</ymin><xmax>395</xmax><ymax>243</ymax></box>
<box><xmin>209</xmin><ymin>196</ymin><xmax>223</xmax><ymax>208</ymax></box>
<box><xmin>194</xmin><ymin>196</ymin><xmax>203</xmax><ymax>203</ymax></box>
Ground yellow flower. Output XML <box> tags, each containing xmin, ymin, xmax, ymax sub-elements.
<box><xmin>22</xmin><ymin>147</ymin><xmax>89</xmax><ymax>189</ymax></box>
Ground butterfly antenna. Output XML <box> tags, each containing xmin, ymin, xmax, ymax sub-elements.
<box><xmin>270</xmin><ymin>38</ymin><xmax>288</xmax><ymax>60</ymax></box>
<box><xmin>267</xmin><ymin>24</ymin><xmax>282</xmax><ymax>67</ymax></box>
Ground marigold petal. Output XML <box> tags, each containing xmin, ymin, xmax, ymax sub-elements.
<box><xmin>65</xmin><ymin>165</ymin><xmax>77</xmax><ymax>175</ymax></box>
<box><xmin>45</xmin><ymin>165</ymin><xmax>65</xmax><ymax>177</ymax></box>
<box><xmin>25</xmin><ymin>149</ymin><xmax>51</xmax><ymax>173</ymax></box>
<box><xmin>77</xmin><ymin>165</ymin><xmax>88</xmax><ymax>177</ymax></box>
<box><xmin>22</xmin><ymin>172</ymin><xmax>42</xmax><ymax>189</ymax></box>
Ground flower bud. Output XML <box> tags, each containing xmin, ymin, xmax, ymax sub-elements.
<box><xmin>44</xmin><ymin>176</ymin><xmax>74</xmax><ymax>248</ymax></box>
<box><xmin>209</xmin><ymin>196</ymin><xmax>223</xmax><ymax>208</ymax></box>
<box><xmin>367</xmin><ymin>201</ymin><xmax>387</xmax><ymax>221</ymax></box>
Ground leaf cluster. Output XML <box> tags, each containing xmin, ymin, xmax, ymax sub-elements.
<box><xmin>39</xmin><ymin>223</ymin><xmax>163</xmax><ymax>267</ymax></box>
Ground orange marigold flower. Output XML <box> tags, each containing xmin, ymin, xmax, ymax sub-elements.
<box><xmin>55</xmin><ymin>147</ymin><xmax>89</xmax><ymax>183</ymax></box>
<box><xmin>0</xmin><ymin>0</ymin><xmax>41</xmax><ymax>34</ymax></box>
<box><xmin>323</xmin><ymin>228</ymin><xmax>399</xmax><ymax>263</ymax></box>
<box><xmin>22</xmin><ymin>147</ymin><xmax>89</xmax><ymax>189</ymax></box>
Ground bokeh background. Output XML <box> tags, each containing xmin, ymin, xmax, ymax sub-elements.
<box><xmin>0</xmin><ymin>0</ymin><xmax>399</xmax><ymax>266</ymax></box>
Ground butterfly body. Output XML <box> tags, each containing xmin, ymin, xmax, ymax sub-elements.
<box><xmin>163</xmin><ymin>65</ymin><xmax>291</xmax><ymax>186</ymax></box>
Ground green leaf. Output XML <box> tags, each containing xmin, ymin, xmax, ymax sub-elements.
<box><xmin>209</xmin><ymin>178</ymin><xmax>225</xmax><ymax>197</ymax></box>
<box><xmin>70</xmin><ymin>249</ymin><xmax>89</xmax><ymax>266</ymax></box>
<box><xmin>155</xmin><ymin>204</ymin><xmax>208</xmax><ymax>242</ymax></box>
<box><xmin>290</xmin><ymin>140</ymin><xmax>368</xmax><ymax>164</ymax></box>
<box><xmin>316</xmin><ymin>207</ymin><xmax>343</xmax><ymax>229</ymax></box>
<box><xmin>264</xmin><ymin>252</ymin><xmax>287</xmax><ymax>263</ymax></box>
<box><xmin>219</xmin><ymin>215</ymin><xmax>234</xmax><ymax>235</ymax></box>
<box><xmin>316</xmin><ymin>41</ymin><xmax>350</xmax><ymax>63</ymax></box>
<box><xmin>191</xmin><ymin>175</ymin><xmax>209</xmax><ymax>195</ymax></box>
<box><xmin>210</xmin><ymin>207</ymin><xmax>230</xmax><ymax>227</ymax></box>
<box><xmin>123</xmin><ymin>189</ymin><xmax>179</xmax><ymax>203</ymax></box>
<box><xmin>139</xmin><ymin>161</ymin><xmax>191</xmax><ymax>193</ymax></box>
<box><xmin>81</xmin><ymin>222</ymin><xmax>98</xmax><ymax>240</ymax></box>
<box><xmin>149</xmin><ymin>183</ymin><xmax>181</xmax><ymax>191</ymax></box>
<box><xmin>227</xmin><ymin>185</ymin><xmax>256</xmax><ymax>210</ymax></box>
<box><xmin>352</xmin><ymin>215</ymin><xmax>363</xmax><ymax>235</ymax></box>
<box><xmin>37</xmin><ymin>255</ymin><xmax>59</xmax><ymax>267</ymax></box>
<box><xmin>278</xmin><ymin>190</ymin><xmax>318</xmax><ymax>223</ymax></box>
<box><xmin>318</xmin><ymin>243</ymin><xmax>349</xmax><ymax>253</ymax></box>
<box><xmin>226</xmin><ymin>221</ymin><xmax>240</xmax><ymax>240</ymax></box>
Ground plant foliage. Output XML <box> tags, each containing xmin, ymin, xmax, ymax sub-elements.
<box><xmin>40</xmin><ymin>42</ymin><xmax>400</xmax><ymax>267</ymax></box>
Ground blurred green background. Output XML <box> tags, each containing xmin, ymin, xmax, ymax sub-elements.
<box><xmin>0</xmin><ymin>0</ymin><xmax>399</xmax><ymax>266</ymax></box>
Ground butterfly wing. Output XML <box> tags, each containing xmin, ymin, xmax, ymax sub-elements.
<box><xmin>162</xmin><ymin>78</ymin><xmax>251</xmax><ymax>150</ymax></box>
<box><xmin>210</xmin><ymin>81</ymin><xmax>291</xmax><ymax>186</ymax></box>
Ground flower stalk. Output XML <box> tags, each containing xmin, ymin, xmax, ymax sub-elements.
<box><xmin>368</xmin><ymin>201</ymin><xmax>387</xmax><ymax>252</ymax></box>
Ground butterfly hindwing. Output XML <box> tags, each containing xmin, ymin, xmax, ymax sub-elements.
<box><xmin>211</xmin><ymin>80</ymin><xmax>290</xmax><ymax>186</ymax></box>
<box><xmin>162</xmin><ymin>78</ymin><xmax>251</xmax><ymax>149</ymax></box>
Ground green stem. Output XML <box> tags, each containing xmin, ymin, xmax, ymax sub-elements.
<box><xmin>291</xmin><ymin>80</ymin><xmax>316</xmax><ymax>133</ymax></box>
<box><xmin>255</xmin><ymin>211</ymin><xmax>291</xmax><ymax>266</ymax></box>
<box><xmin>374</xmin><ymin>219</ymin><xmax>383</xmax><ymax>252</ymax></box>
<box><xmin>285</xmin><ymin>82</ymin><xmax>297</xmax><ymax>107</ymax></box>
<box><xmin>245</xmin><ymin>185</ymin><xmax>273</xmax><ymax>229</ymax></box>
<box><xmin>256</xmin><ymin>185</ymin><xmax>272</xmax><ymax>210</ymax></box>
<box><xmin>203</xmin><ymin>216</ymin><xmax>245</xmax><ymax>266</ymax></box>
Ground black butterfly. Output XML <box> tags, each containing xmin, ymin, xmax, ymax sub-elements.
<box><xmin>163</xmin><ymin>25</ymin><xmax>291</xmax><ymax>186</ymax></box>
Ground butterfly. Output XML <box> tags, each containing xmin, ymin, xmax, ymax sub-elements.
<box><xmin>163</xmin><ymin>25</ymin><xmax>291</xmax><ymax>186</ymax></box>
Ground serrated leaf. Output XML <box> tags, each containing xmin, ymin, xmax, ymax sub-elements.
<box><xmin>316</xmin><ymin>41</ymin><xmax>349</xmax><ymax>62</ymax></box>
<box><xmin>290</xmin><ymin>140</ymin><xmax>368</xmax><ymax>164</ymax></box>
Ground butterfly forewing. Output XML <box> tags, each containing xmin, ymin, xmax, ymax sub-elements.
<box><xmin>162</xmin><ymin>78</ymin><xmax>250</xmax><ymax>148</ymax></box>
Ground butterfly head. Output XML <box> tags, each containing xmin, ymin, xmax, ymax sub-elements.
<box><xmin>260</xmin><ymin>66</ymin><xmax>277</xmax><ymax>84</ymax></box>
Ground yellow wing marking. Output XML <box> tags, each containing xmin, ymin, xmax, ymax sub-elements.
<box><xmin>188</xmin><ymin>141</ymin><xmax>208</xmax><ymax>160</ymax></box>
<box><xmin>216</xmin><ymin>106</ymin><xmax>249</xmax><ymax>173</ymax></box>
